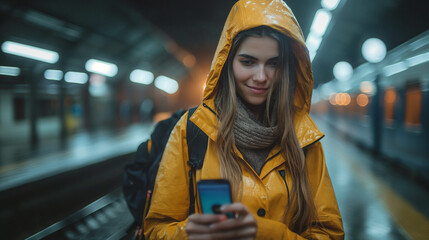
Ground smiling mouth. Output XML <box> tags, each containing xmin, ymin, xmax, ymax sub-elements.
<box><xmin>247</xmin><ymin>85</ymin><xmax>268</xmax><ymax>94</ymax></box>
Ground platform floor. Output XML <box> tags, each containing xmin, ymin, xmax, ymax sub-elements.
<box><xmin>0</xmin><ymin>123</ymin><xmax>153</xmax><ymax>192</ymax></box>
<box><xmin>2</xmin><ymin>118</ymin><xmax>429</xmax><ymax>239</ymax></box>
<box><xmin>314</xmin><ymin>117</ymin><xmax>429</xmax><ymax>240</ymax></box>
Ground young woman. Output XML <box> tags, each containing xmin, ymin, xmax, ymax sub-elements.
<box><xmin>144</xmin><ymin>0</ymin><xmax>344</xmax><ymax>239</ymax></box>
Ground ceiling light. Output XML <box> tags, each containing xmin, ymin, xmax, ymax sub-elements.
<box><xmin>0</xmin><ymin>66</ymin><xmax>20</xmax><ymax>76</ymax></box>
<box><xmin>309</xmin><ymin>50</ymin><xmax>317</xmax><ymax>62</ymax></box>
<box><xmin>44</xmin><ymin>69</ymin><xmax>63</xmax><ymax>80</ymax></box>
<box><xmin>1</xmin><ymin>41</ymin><xmax>59</xmax><ymax>63</ymax></box>
<box><xmin>321</xmin><ymin>0</ymin><xmax>341</xmax><ymax>11</ymax></box>
<box><xmin>154</xmin><ymin>75</ymin><xmax>179</xmax><ymax>94</ymax></box>
<box><xmin>130</xmin><ymin>69</ymin><xmax>154</xmax><ymax>85</ymax></box>
<box><xmin>407</xmin><ymin>52</ymin><xmax>429</xmax><ymax>67</ymax></box>
<box><xmin>24</xmin><ymin>10</ymin><xmax>81</xmax><ymax>40</ymax></box>
<box><xmin>85</xmin><ymin>59</ymin><xmax>118</xmax><ymax>77</ymax></box>
<box><xmin>333</xmin><ymin>61</ymin><xmax>353</xmax><ymax>81</ymax></box>
<box><xmin>383</xmin><ymin>61</ymin><xmax>407</xmax><ymax>77</ymax></box>
<box><xmin>360</xmin><ymin>81</ymin><xmax>375</xmax><ymax>94</ymax></box>
<box><xmin>65</xmin><ymin>71</ymin><xmax>88</xmax><ymax>84</ymax></box>
<box><xmin>182</xmin><ymin>54</ymin><xmax>196</xmax><ymax>68</ymax></box>
<box><xmin>310</xmin><ymin>9</ymin><xmax>332</xmax><ymax>37</ymax></box>
<box><xmin>361</xmin><ymin>38</ymin><xmax>386</xmax><ymax>63</ymax></box>
<box><xmin>306</xmin><ymin>31</ymin><xmax>323</xmax><ymax>53</ymax></box>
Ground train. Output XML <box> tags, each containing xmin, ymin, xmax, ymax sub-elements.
<box><xmin>311</xmin><ymin>30</ymin><xmax>429</xmax><ymax>185</ymax></box>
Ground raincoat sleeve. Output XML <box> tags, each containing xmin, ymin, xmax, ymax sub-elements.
<box><xmin>255</xmin><ymin>141</ymin><xmax>344</xmax><ymax>240</ymax></box>
<box><xmin>144</xmin><ymin>113</ymin><xmax>191</xmax><ymax>239</ymax></box>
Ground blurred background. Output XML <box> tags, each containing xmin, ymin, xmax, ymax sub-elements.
<box><xmin>0</xmin><ymin>0</ymin><xmax>428</xmax><ymax>239</ymax></box>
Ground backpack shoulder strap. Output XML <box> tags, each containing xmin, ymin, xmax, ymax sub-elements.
<box><xmin>186</xmin><ymin>106</ymin><xmax>208</xmax><ymax>215</ymax></box>
<box><xmin>186</xmin><ymin>107</ymin><xmax>208</xmax><ymax>169</ymax></box>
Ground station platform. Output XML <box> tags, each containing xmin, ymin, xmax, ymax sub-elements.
<box><xmin>2</xmin><ymin>118</ymin><xmax>429</xmax><ymax>239</ymax></box>
<box><xmin>0</xmin><ymin>123</ymin><xmax>153</xmax><ymax>192</ymax></box>
<box><xmin>314</xmin><ymin>116</ymin><xmax>429</xmax><ymax>240</ymax></box>
<box><xmin>0</xmin><ymin>123</ymin><xmax>153</xmax><ymax>239</ymax></box>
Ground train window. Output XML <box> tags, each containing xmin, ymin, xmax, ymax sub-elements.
<box><xmin>405</xmin><ymin>83</ymin><xmax>421</xmax><ymax>128</ymax></box>
<box><xmin>13</xmin><ymin>97</ymin><xmax>26</xmax><ymax>121</ymax></box>
<box><xmin>38</xmin><ymin>98</ymin><xmax>59</xmax><ymax>117</ymax></box>
<box><xmin>384</xmin><ymin>88</ymin><xmax>397</xmax><ymax>124</ymax></box>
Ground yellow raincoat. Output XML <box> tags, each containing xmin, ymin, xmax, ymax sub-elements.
<box><xmin>144</xmin><ymin>0</ymin><xmax>344</xmax><ymax>239</ymax></box>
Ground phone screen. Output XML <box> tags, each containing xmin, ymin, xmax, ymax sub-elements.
<box><xmin>197</xmin><ymin>179</ymin><xmax>233</xmax><ymax>218</ymax></box>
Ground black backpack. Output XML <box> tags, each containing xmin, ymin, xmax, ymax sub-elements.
<box><xmin>122</xmin><ymin>107</ymin><xmax>208</xmax><ymax>232</ymax></box>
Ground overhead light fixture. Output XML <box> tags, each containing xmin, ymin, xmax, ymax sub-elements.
<box><xmin>24</xmin><ymin>10</ymin><xmax>81</xmax><ymax>40</ymax></box>
<box><xmin>0</xmin><ymin>66</ymin><xmax>20</xmax><ymax>76</ymax></box>
<box><xmin>309</xmin><ymin>51</ymin><xmax>317</xmax><ymax>62</ymax></box>
<box><xmin>64</xmin><ymin>71</ymin><xmax>88</xmax><ymax>84</ymax></box>
<box><xmin>383</xmin><ymin>61</ymin><xmax>408</xmax><ymax>77</ymax></box>
<box><xmin>360</xmin><ymin>81</ymin><xmax>375</xmax><ymax>94</ymax></box>
<box><xmin>130</xmin><ymin>69</ymin><xmax>154</xmax><ymax>85</ymax></box>
<box><xmin>333</xmin><ymin>61</ymin><xmax>353</xmax><ymax>81</ymax></box>
<box><xmin>44</xmin><ymin>69</ymin><xmax>63</xmax><ymax>80</ymax></box>
<box><xmin>154</xmin><ymin>75</ymin><xmax>179</xmax><ymax>94</ymax></box>
<box><xmin>321</xmin><ymin>0</ymin><xmax>341</xmax><ymax>11</ymax></box>
<box><xmin>407</xmin><ymin>52</ymin><xmax>429</xmax><ymax>67</ymax></box>
<box><xmin>361</xmin><ymin>38</ymin><xmax>386</xmax><ymax>63</ymax></box>
<box><xmin>306</xmin><ymin>32</ymin><xmax>323</xmax><ymax>53</ymax></box>
<box><xmin>1</xmin><ymin>41</ymin><xmax>59</xmax><ymax>63</ymax></box>
<box><xmin>310</xmin><ymin>9</ymin><xmax>332</xmax><ymax>37</ymax></box>
<box><xmin>182</xmin><ymin>54</ymin><xmax>196</xmax><ymax>68</ymax></box>
<box><xmin>85</xmin><ymin>59</ymin><xmax>118</xmax><ymax>77</ymax></box>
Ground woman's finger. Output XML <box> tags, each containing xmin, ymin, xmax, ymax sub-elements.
<box><xmin>188</xmin><ymin>213</ymin><xmax>227</xmax><ymax>224</ymax></box>
<box><xmin>186</xmin><ymin>214</ymin><xmax>228</xmax><ymax>235</ymax></box>
<box><xmin>220</xmin><ymin>202</ymin><xmax>249</xmax><ymax>214</ymax></box>
<box><xmin>209</xmin><ymin>216</ymin><xmax>256</xmax><ymax>231</ymax></box>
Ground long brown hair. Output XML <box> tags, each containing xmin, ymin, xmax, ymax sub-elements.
<box><xmin>215</xmin><ymin>26</ymin><xmax>317</xmax><ymax>233</ymax></box>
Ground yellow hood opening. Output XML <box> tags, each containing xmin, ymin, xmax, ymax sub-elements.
<box><xmin>203</xmin><ymin>0</ymin><xmax>314</xmax><ymax>116</ymax></box>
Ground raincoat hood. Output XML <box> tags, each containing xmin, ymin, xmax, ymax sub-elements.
<box><xmin>197</xmin><ymin>0</ymin><xmax>322</xmax><ymax>148</ymax></box>
<box><xmin>203</xmin><ymin>0</ymin><xmax>313</xmax><ymax>114</ymax></box>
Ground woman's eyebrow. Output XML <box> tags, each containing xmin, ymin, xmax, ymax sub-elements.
<box><xmin>237</xmin><ymin>54</ymin><xmax>279</xmax><ymax>61</ymax></box>
<box><xmin>237</xmin><ymin>54</ymin><xmax>258</xmax><ymax>60</ymax></box>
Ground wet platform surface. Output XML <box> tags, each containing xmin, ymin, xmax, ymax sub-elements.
<box><xmin>0</xmin><ymin>123</ymin><xmax>153</xmax><ymax>192</ymax></box>
<box><xmin>2</xmin><ymin>118</ymin><xmax>429</xmax><ymax>239</ymax></box>
<box><xmin>314</xmin><ymin>116</ymin><xmax>429</xmax><ymax>240</ymax></box>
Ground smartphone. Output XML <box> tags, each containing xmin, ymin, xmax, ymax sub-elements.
<box><xmin>197</xmin><ymin>179</ymin><xmax>234</xmax><ymax>218</ymax></box>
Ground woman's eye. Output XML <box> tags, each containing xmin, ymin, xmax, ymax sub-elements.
<box><xmin>269</xmin><ymin>61</ymin><xmax>279</xmax><ymax>67</ymax></box>
<box><xmin>240</xmin><ymin>60</ymin><xmax>253</xmax><ymax>66</ymax></box>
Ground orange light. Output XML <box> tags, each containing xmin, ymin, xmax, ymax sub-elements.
<box><xmin>357</xmin><ymin>94</ymin><xmax>369</xmax><ymax>107</ymax></box>
<box><xmin>182</xmin><ymin>54</ymin><xmax>196</xmax><ymax>68</ymax></box>
<box><xmin>342</xmin><ymin>93</ymin><xmax>351</xmax><ymax>106</ymax></box>
<box><xmin>335</xmin><ymin>93</ymin><xmax>342</xmax><ymax>105</ymax></box>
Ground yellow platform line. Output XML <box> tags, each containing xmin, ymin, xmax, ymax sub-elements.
<box><xmin>332</xmin><ymin>143</ymin><xmax>429</xmax><ymax>240</ymax></box>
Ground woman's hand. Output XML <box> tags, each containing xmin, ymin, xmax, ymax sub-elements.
<box><xmin>186</xmin><ymin>203</ymin><xmax>257</xmax><ymax>240</ymax></box>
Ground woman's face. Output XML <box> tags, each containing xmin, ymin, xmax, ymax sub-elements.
<box><xmin>233</xmin><ymin>36</ymin><xmax>280</xmax><ymax>108</ymax></box>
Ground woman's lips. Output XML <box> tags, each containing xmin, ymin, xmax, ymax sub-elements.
<box><xmin>247</xmin><ymin>85</ymin><xmax>268</xmax><ymax>94</ymax></box>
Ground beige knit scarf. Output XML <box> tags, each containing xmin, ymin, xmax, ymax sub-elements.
<box><xmin>233</xmin><ymin>98</ymin><xmax>280</xmax><ymax>174</ymax></box>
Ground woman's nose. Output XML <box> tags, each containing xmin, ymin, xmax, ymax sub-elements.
<box><xmin>253</xmin><ymin>65</ymin><xmax>267</xmax><ymax>82</ymax></box>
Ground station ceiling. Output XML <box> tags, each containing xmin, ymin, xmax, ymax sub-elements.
<box><xmin>0</xmin><ymin>0</ymin><xmax>428</xmax><ymax>90</ymax></box>
<box><xmin>129</xmin><ymin>0</ymin><xmax>429</xmax><ymax>87</ymax></box>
